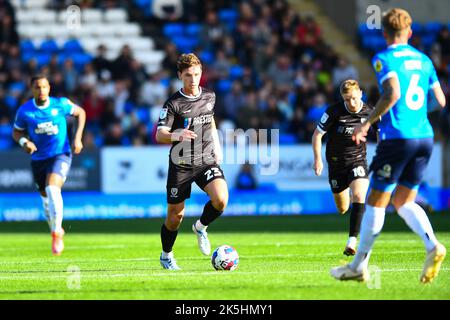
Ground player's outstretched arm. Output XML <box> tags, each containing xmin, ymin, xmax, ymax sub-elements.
<box><xmin>311</xmin><ymin>128</ymin><xmax>324</xmax><ymax>176</ymax></box>
<box><xmin>353</xmin><ymin>77</ymin><xmax>400</xmax><ymax>145</ymax></box>
<box><xmin>71</xmin><ymin>105</ymin><xmax>86</xmax><ymax>154</ymax></box>
<box><xmin>12</xmin><ymin>128</ymin><xmax>37</xmax><ymax>154</ymax></box>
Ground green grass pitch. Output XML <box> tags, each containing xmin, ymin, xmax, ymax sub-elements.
<box><xmin>0</xmin><ymin>212</ymin><xmax>449</xmax><ymax>300</ymax></box>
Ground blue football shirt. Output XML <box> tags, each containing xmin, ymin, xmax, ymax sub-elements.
<box><xmin>14</xmin><ymin>97</ymin><xmax>74</xmax><ymax>160</ymax></box>
<box><xmin>372</xmin><ymin>44</ymin><xmax>440</xmax><ymax>140</ymax></box>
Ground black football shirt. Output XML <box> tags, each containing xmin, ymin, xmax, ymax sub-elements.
<box><xmin>157</xmin><ymin>87</ymin><xmax>217</xmax><ymax>168</ymax></box>
<box><xmin>317</xmin><ymin>101</ymin><xmax>375</xmax><ymax>167</ymax></box>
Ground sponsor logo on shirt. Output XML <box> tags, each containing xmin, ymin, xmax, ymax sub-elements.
<box><xmin>35</xmin><ymin>121</ymin><xmax>59</xmax><ymax>135</ymax></box>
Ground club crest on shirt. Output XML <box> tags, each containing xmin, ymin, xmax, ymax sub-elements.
<box><xmin>374</xmin><ymin>59</ymin><xmax>383</xmax><ymax>73</ymax></box>
<box><xmin>159</xmin><ymin>108</ymin><xmax>167</xmax><ymax>120</ymax></box>
<box><xmin>206</xmin><ymin>102</ymin><xmax>213</xmax><ymax>111</ymax></box>
<box><xmin>51</xmin><ymin>109</ymin><xmax>58</xmax><ymax>116</ymax></box>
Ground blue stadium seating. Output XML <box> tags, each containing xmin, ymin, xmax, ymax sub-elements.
<box><xmin>424</xmin><ymin>22</ymin><xmax>443</xmax><ymax>34</ymax></box>
<box><xmin>134</xmin><ymin>108</ymin><xmax>150</xmax><ymax>123</ymax></box>
<box><xmin>199</xmin><ymin>50</ymin><xmax>214</xmax><ymax>65</ymax></box>
<box><xmin>40</xmin><ymin>39</ymin><xmax>59</xmax><ymax>53</ymax></box>
<box><xmin>218</xmin><ymin>8</ymin><xmax>238</xmax><ymax>24</ymax></box>
<box><xmin>20</xmin><ymin>40</ymin><xmax>35</xmax><ymax>53</ymax></box>
<box><xmin>71</xmin><ymin>53</ymin><xmax>93</xmax><ymax>71</ymax></box>
<box><xmin>186</xmin><ymin>23</ymin><xmax>202</xmax><ymax>37</ymax></box>
<box><xmin>163</xmin><ymin>23</ymin><xmax>184</xmax><ymax>38</ymax></box>
<box><xmin>63</xmin><ymin>39</ymin><xmax>83</xmax><ymax>53</ymax></box>
<box><xmin>229</xmin><ymin>65</ymin><xmax>244</xmax><ymax>80</ymax></box>
<box><xmin>216</xmin><ymin>79</ymin><xmax>232</xmax><ymax>93</ymax></box>
<box><xmin>36</xmin><ymin>53</ymin><xmax>52</xmax><ymax>67</ymax></box>
<box><xmin>218</xmin><ymin>8</ymin><xmax>238</xmax><ymax>32</ymax></box>
<box><xmin>172</xmin><ymin>36</ymin><xmax>199</xmax><ymax>53</ymax></box>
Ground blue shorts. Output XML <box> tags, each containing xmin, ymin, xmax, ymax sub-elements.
<box><xmin>369</xmin><ymin>138</ymin><xmax>433</xmax><ymax>193</ymax></box>
<box><xmin>31</xmin><ymin>153</ymin><xmax>72</xmax><ymax>191</ymax></box>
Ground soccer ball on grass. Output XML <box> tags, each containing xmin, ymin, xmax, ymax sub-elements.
<box><xmin>211</xmin><ymin>245</ymin><xmax>239</xmax><ymax>271</ymax></box>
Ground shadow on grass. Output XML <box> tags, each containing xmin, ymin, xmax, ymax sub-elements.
<box><xmin>0</xmin><ymin>212</ymin><xmax>449</xmax><ymax>234</ymax></box>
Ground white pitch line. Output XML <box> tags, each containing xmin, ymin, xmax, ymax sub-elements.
<box><xmin>0</xmin><ymin>250</ymin><xmax>426</xmax><ymax>266</ymax></box>
<box><xmin>0</xmin><ymin>267</ymin><xmax>448</xmax><ymax>281</ymax></box>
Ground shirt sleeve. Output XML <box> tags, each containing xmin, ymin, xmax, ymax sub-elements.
<box><xmin>60</xmin><ymin>97</ymin><xmax>75</xmax><ymax>116</ymax></box>
<box><xmin>157</xmin><ymin>100</ymin><xmax>176</xmax><ymax>131</ymax></box>
<box><xmin>372</xmin><ymin>54</ymin><xmax>396</xmax><ymax>85</ymax></box>
<box><xmin>13</xmin><ymin>108</ymin><xmax>26</xmax><ymax>131</ymax></box>
<box><xmin>316</xmin><ymin>106</ymin><xmax>334</xmax><ymax>134</ymax></box>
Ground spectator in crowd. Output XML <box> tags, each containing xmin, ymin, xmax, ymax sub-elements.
<box><xmin>332</xmin><ymin>56</ymin><xmax>359</xmax><ymax>89</ymax></box>
<box><xmin>235</xmin><ymin>163</ymin><xmax>258</xmax><ymax>190</ymax></box>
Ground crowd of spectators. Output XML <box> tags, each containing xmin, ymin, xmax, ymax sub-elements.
<box><xmin>0</xmin><ymin>0</ymin><xmax>449</xmax><ymax>151</ymax></box>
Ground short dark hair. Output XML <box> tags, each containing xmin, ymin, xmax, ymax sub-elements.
<box><xmin>30</xmin><ymin>74</ymin><xmax>48</xmax><ymax>86</ymax></box>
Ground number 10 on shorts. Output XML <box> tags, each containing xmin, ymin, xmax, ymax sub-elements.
<box><xmin>352</xmin><ymin>166</ymin><xmax>366</xmax><ymax>177</ymax></box>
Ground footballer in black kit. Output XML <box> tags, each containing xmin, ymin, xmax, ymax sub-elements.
<box><xmin>155</xmin><ymin>53</ymin><xmax>228</xmax><ymax>270</ymax></box>
<box><xmin>317</xmin><ymin>100</ymin><xmax>373</xmax><ymax>191</ymax></box>
<box><xmin>312</xmin><ymin>80</ymin><xmax>377</xmax><ymax>256</ymax></box>
<box><xmin>158</xmin><ymin>87</ymin><xmax>225</xmax><ymax>203</ymax></box>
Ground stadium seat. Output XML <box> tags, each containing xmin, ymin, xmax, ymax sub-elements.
<box><xmin>82</xmin><ymin>9</ymin><xmax>103</xmax><ymax>23</ymax></box>
<box><xmin>163</xmin><ymin>23</ymin><xmax>184</xmax><ymax>38</ymax></box>
<box><xmin>114</xmin><ymin>23</ymin><xmax>141</xmax><ymax>37</ymax></box>
<box><xmin>71</xmin><ymin>53</ymin><xmax>93</xmax><ymax>70</ymax></box>
<box><xmin>135</xmin><ymin>0</ymin><xmax>151</xmax><ymax>8</ymax></box>
<box><xmin>16</xmin><ymin>10</ymin><xmax>35</xmax><ymax>23</ymax></box>
<box><xmin>40</xmin><ymin>39</ymin><xmax>59</xmax><ymax>53</ymax></box>
<box><xmin>424</xmin><ymin>22</ymin><xmax>443</xmax><ymax>35</ymax></box>
<box><xmin>145</xmin><ymin>64</ymin><xmax>162</xmax><ymax>74</ymax></box>
<box><xmin>21</xmin><ymin>51</ymin><xmax>35</xmax><ymax>64</ymax></box>
<box><xmin>63</xmin><ymin>39</ymin><xmax>84</xmax><ymax>52</ymax></box>
<box><xmin>172</xmin><ymin>36</ymin><xmax>199</xmax><ymax>53</ymax></box>
<box><xmin>218</xmin><ymin>8</ymin><xmax>238</xmax><ymax>24</ymax></box>
<box><xmin>411</xmin><ymin>22</ymin><xmax>423</xmax><ymax>36</ymax></box>
<box><xmin>134</xmin><ymin>108</ymin><xmax>150</xmax><ymax>123</ymax></box>
<box><xmin>135</xmin><ymin>0</ymin><xmax>153</xmax><ymax>17</ymax></box>
<box><xmin>33</xmin><ymin>10</ymin><xmax>57</xmax><ymax>23</ymax></box>
<box><xmin>230</xmin><ymin>65</ymin><xmax>244</xmax><ymax>80</ymax></box>
<box><xmin>358</xmin><ymin>23</ymin><xmax>381</xmax><ymax>37</ymax></box>
<box><xmin>36</xmin><ymin>53</ymin><xmax>52</xmax><ymax>68</ymax></box>
<box><xmin>127</xmin><ymin>37</ymin><xmax>155</xmax><ymax>51</ymax></box>
<box><xmin>186</xmin><ymin>23</ymin><xmax>202</xmax><ymax>37</ymax></box>
<box><xmin>422</xmin><ymin>34</ymin><xmax>437</xmax><ymax>50</ymax></box>
<box><xmin>20</xmin><ymin>40</ymin><xmax>35</xmax><ymax>53</ymax></box>
<box><xmin>199</xmin><ymin>50</ymin><xmax>214</xmax><ymax>65</ymax></box>
<box><xmin>218</xmin><ymin>8</ymin><xmax>238</xmax><ymax>31</ymax></box>
<box><xmin>216</xmin><ymin>79</ymin><xmax>233</xmax><ymax>93</ymax></box>
<box><xmin>47</xmin><ymin>24</ymin><xmax>70</xmax><ymax>38</ymax></box>
<box><xmin>104</xmin><ymin>9</ymin><xmax>128</xmax><ymax>22</ymax></box>
<box><xmin>79</xmin><ymin>37</ymin><xmax>100</xmax><ymax>55</ymax></box>
<box><xmin>90</xmin><ymin>24</ymin><xmax>117</xmax><ymax>37</ymax></box>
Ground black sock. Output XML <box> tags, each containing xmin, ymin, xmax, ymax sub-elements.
<box><xmin>349</xmin><ymin>203</ymin><xmax>365</xmax><ymax>237</ymax></box>
<box><xmin>161</xmin><ymin>223</ymin><xmax>178</xmax><ymax>253</ymax></box>
<box><xmin>199</xmin><ymin>200</ymin><xmax>223</xmax><ymax>226</ymax></box>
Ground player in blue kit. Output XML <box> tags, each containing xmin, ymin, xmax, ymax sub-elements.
<box><xmin>12</xmin><ymin>75</ymin><xmax>86</xmax><ymax>256</ymax></box>
<box><xmin>331</xmin><ymin>8</ymin><xmax>447</xmax><ymax>283</ymax></box>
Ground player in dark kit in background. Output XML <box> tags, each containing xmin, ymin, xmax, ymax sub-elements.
<box><xmin>312</xmin><ymin>80</ymin><xmax>377</xmax><ymax>256</ymax></box>
<box><xmin>156</xmin><ymin>53</ymin><xmax>228</xmax><ymax>270</ymax></box>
